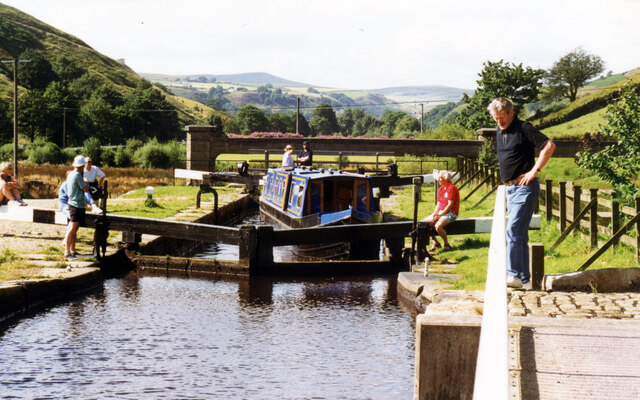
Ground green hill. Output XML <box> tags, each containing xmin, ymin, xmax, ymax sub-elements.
<box><xmin>532</xmin><ymin>68</ymin><xmax>640</xmax><ymax>138</ymax></box>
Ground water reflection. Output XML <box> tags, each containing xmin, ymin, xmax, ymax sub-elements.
<box><xmin>0</xmin><ymin>274</ymin><xmax>415</xmax><ymax>399</ymax></box>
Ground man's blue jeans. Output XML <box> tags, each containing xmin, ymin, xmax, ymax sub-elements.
<box><xmin>506</xmin><ymin>178</ymin><xmax>539</xmax><ymax>283</ymax></box>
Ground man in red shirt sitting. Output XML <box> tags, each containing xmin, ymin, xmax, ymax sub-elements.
<box><xmin>424</xmin><ymin>170</ymin><xmax>460</xmax><ymax>252</ymax></box>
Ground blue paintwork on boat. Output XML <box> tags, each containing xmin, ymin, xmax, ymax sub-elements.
<box><xmin>260</xmin><ymin>166</ymin><xmax>379</xmax><ymax>227</ymax></box>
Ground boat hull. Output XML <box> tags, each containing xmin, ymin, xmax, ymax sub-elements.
<box><xmin>259</xmin><ymin>201</ymin><xmax>380</xmax><ymax>261</ymax></box>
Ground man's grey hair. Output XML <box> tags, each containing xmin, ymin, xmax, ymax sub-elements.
<box><xmin>0</xmin><ymin>161</ymin><xmax>12</xmax><ymax>172</ymax></box>
<box><xmin>438</xmin><ymin>170</ymin><xmax>450</xmax><ymax>181</ymax></box>
<box><xmin>487</xmin><ymin>97</ymin><xmax>513</xmax><ymax>114</ymax></box>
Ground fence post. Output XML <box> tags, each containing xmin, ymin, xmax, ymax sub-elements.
<box><xmin>545</xmin><ymin>180</ymin><xmax>553</xmax><ymax>221</ymax></box>
<box><xmin>239</xmin><ymin>225</ymin><xmax>257</xmax><ymax>272</ymax></box>
<box><xmin>338</xmin><ymin>152</ymin><xmax>343</xmax><ymax>170</ymax></box>
<box><xmin>559</xmin><ymin>182</ymin><xmax>567</xmax><ymax>232</ymax></box>
<box><xmin>611</xmin><ymin>191</ymin><xmax>620</xmax><ymax>249</ymax></box>
<box><xmin>590</xmin><ymin>189</ymin><xmax>598</xmax><ymax>248</ymax></box>
<box><xmin>572</xmin><ymin>184</ymin><xmax>581</xmax><ymax>235</ymax></box>
<box><xmin>256</xmin><ymin>225</ymin><xmax>274</xmax><ymax>273</ymax></box>
<box><xmin>376</xmin><ymin>152</ymin><xmax>380</xmax><ymax>172</ymax></box>
<box><xmin>529</xmin><ymin>243</ymin><xmax>544</xmax><ymax>291</ymax></box>
<box><xmin>490</xmin><ymin>167</ymin><xmax>496</xmax><ymax>189</ymax></box>
<box><xmin>413</xmin><ymin>176</ymin><xmax>422</xmax><ymax>203</ymax></box>
<box><xmin>264</xmin><ymin>150</ymin><xmax>269</xmax><ymax>170</ymax></box>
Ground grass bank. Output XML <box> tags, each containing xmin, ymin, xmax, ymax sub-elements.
<box><xmin>390</xmin><ymin>174</ymin><xmax>638</xmax><ymax>291</ymax></box>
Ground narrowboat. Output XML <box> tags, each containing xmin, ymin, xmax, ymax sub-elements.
<box><xmin>259</xmin><ymin>166</ymin><xmax>381</xmax><ymax>259</ymax></box>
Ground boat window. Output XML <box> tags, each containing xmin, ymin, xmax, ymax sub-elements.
<box><xmin>356</xmin><ymin>181</ymin><xmax>368</xmax><ymax>212</ymax></box>
<box><xmin>323</xmin><ymin>181</ymin><xmax>334</xmax><ymax>211</ymax></box>
<box><xmin>288</xmin><ymin>181</ymin><xmax>297</xmax><ymax>206</ymax></box>
<box><xmin>296</xmin><ymin>184</ymin><xmax>304</xmax><ymax>209</ymax></box>
<box><xmin>310</xmin><ymin>183</ymin><xmax>321</xmax><ymax>214</ymax></box>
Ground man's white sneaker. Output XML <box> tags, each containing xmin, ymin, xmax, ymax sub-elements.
<box><xmin>506</xmin><ymin>275</ymin><xmax>523</xmax><ymax>288</ymax></box>
<box><xmin>522</xmin><ymin>281</ymin><xmax>533</xmax><ymax>290</ymax></box>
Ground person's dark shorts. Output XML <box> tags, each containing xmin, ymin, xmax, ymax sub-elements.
<box><xmin>68</xmin><ymin>205</ymin><xmax>86</xmax><ymax>225</ymax></box>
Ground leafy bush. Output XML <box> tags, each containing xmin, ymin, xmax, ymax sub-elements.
<box><xmin>25</xmin><ymin>141</ymin><xmax>67</xmax><ymax>164</ymax></box>
<box><xmin>477</xmin><ymin>139</ymin><xmax>498</xmax><ymax>167</ymax></box>
<box><xmin>133</xmin><ymin>139</ymin><xmax>183</xmax><ymax>169</ymax></box>
<box><xmin>101</xmin><ymin>147</ymin><xmax>116</xmax><ymax>167</ymax></box>
<box><xmin>114</xmin><ymin>147</ymin><xmax>134</xmax><ymax>167</ymax></box>
<box><xmin>0</xmin><ymin>143</ymin><xmax>25</xmax><ymax>162</ymax></box>
<box><xmin>125</xmin><ymin>138</ymin><xmax>144</xmax><ymax>152</ymax></box>
<box><xmin>428</xmin><ymin>123</ymin><xmax>475</xmax><ymax>140</ymax></box>
<box><xmin>82</xmin><ymin>137</ymin><xmax>102</xmax><ymax>163</ymax></box>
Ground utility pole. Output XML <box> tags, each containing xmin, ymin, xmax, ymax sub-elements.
<box><xmin>420</xmin><ymin>103</ymin><xmax>424</xmax><ymax>133</ymax></box>
<box><xmin>62</xmin><ymin>107</ymin><xmax>66</xmax><ymax>149</ymax></box>
<box><xmin>296</xmin><ymin>97</ymin><xmax>300</xmax><ymax>135</ymax></box>
<box><xmin>1</xmin><ymin>58</ymin><xmax>30</xmax><ymax>177</ymax></box>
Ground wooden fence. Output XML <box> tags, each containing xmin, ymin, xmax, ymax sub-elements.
<box><xmin>456</xmin><ymin>157</ymin><xmax>640</xmax><ymax>268</ymax></box>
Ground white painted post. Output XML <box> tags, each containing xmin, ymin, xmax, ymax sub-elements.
<box><xmin>473</xmin><ymin>185</ymin><xmax>510</xmax><ymax>399</ymax></box>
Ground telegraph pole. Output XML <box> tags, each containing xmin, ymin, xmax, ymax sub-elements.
<box><xmin>296</xmin><ymin>97</ymin><xmax>300</xmax><ymax>135</ymax></box>
<box><xmin>420</xmin><ymin>103</ymin><xmax>424</xmax><ymax>133</ymax></box>
<box><xmin>1</xmin><ymin>58</ymin><xmax>29</xmax><ymax>177</ymax></box>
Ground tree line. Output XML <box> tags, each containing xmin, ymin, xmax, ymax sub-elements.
<box><xmin>0</xmin><ymin>49</ymin><xmax>180</xmax><ymax>147</ymax></box>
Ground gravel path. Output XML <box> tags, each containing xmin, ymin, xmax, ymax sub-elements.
<box><xmin>0</xmin><ymin>199</ymin><xmax>95</xmax><ymax>256</ymax></box>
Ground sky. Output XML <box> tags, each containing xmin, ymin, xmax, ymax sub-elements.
<box><xmin>3</xmin><ymin>0</ymin><xmax>640</xmax><ymax>90</ymax></box>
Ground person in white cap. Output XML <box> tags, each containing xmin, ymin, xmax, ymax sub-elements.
<box><xmin>63</xmin><ymin>155</ymin><xmax>90</xmax><ymax>259</ymax></box>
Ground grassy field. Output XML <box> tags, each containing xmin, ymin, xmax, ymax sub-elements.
<box><xmin>541</xmin><ymin>107</ymin><xmax>607</xmax><ymax>138</ymax></box>
<box><xmin>107</xmin><ymin>185</ymin><xmax>225</xmax><ymax>219</ymax></box>
<box><xmin>390</xmin><ymin>178</ymin><xmax>639</xmax><ymax>290</ymax></box>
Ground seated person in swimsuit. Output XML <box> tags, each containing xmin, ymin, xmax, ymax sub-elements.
<box><xmin>0</xmin><ymin>161</ymin><xmax>27</xmax><ymax>206</ymax></box>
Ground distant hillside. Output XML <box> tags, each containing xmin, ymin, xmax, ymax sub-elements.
<box><xmin>144</xmin><ymin>72</ymin><xmax>471</xmax><ymax>118</ymax></box>
<box><xmin>367</xmin><ymin>85</ymin><xmax>471</xmax><ymax>101</ymax></box>
<box><xmin>143</xmin><ymin>72</ymin><xmax>310</xmax><ymax>87</ymax></box>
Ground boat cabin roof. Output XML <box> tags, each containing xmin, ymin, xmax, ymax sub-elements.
<box><xmin>273</xmin><ymin>167</ymin><xmax>368</xmax><ymax>181</ymax></box>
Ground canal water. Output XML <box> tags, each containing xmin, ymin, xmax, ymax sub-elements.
<box><xmin>1</xmin><ymin>212</ymin><xmax>416</xmax><ymax>398</ymax></box>
<box><xmin>0</xmin><ymin>274</ymin><xmax>416</xmax><ymax>399</ymax></box>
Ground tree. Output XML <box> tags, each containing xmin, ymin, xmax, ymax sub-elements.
<box><xmin>17</xmin><ymin>49</ymin><xmax>57</xmax><ymax>90</ymax></box>
<box><xmin>576</xmin><ymin>82</ymin><xmax>640</xmax><ymax>203</ymax></box>
<box><xmin>52</xmin><ymin>55</ymin><xmax>85</xmax><ymax>84</ymax></box>
<box><xmin>309</xmin><ymin>103</ymin><xmax>339</xmax><ymax>135</ymax></box>
<box><xmin>118</xmin><ymin>80</ymin><xmax>180</xmax><ymax>142</ymax></box>
<box><xmin>337</xmin><ymin>108</ymin><xmax>356</xmax><ymax>136</ymax></box>
<box><xmin>456</xmin><ymin>60</ymin><xmax>545</xmax><ymax>130</ymax></box>
<box><xmin>380</xmin><ymin>109</ymin><xmax>407</xmax><ymax>136</ymax></box>
<box><xmin>268</xmin><ymin>112</ymin><xmax>296</xmax><ymax>133</ymax></box>
<box><xmin>394</xmin><ymin>115</ymin><xmax>420</xmax><ymax>135</ymax></box>
<box><xmin>545</xmin><ymin>48</ymin><xmax>605</xmax><ymax>102</ymax></box>
<box><xmin>0</xmin><ymin>100</ymin><xmax>12</xmax><ymax>144</ymax></box>
<box><xmin>236</xmin><ymin>104</ymin><xmax>269</xmax><ymax>133</ymax></box>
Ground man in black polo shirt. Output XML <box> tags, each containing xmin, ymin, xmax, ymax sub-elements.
<box><xmin>297</xmin><ymin>141</ymin><xmax>313</xmax><ymax>166</ymax></box>
<box><xmin>488</xmin><ymin>97</ymin><xmax>556</xmax><ymax>289</ymax></box>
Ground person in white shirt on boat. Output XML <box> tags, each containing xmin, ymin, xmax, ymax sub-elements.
<box><xmin>282</xmin><ymin>145</ymin><xmax>294</xmax><ymax>168</ymax></box>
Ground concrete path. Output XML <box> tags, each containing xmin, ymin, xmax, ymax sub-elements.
<box><xmin>400</xmin><ymin>272</ymin><xmax>640</xmax><ymax>400</ymax></box>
